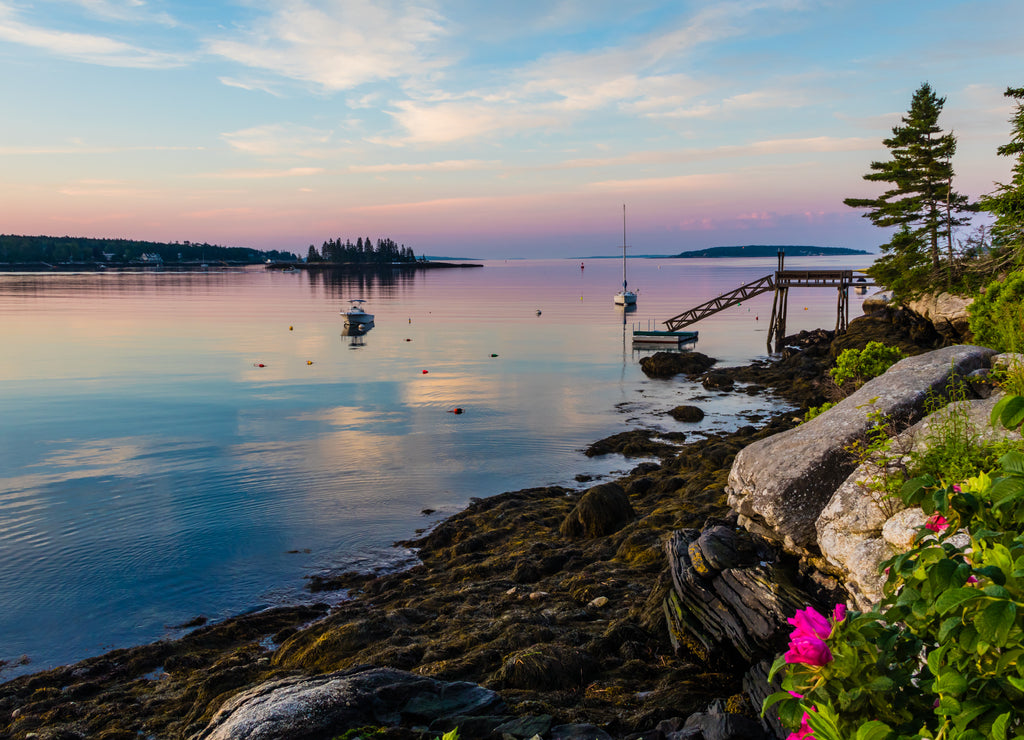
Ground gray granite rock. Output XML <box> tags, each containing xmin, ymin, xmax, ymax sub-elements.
<box><xmin>817</xmin><ymin>391</ymin><xmax>1013</xmax><ymax>609</ymax></box>
<box><xmin>905</xmin><ymin>292</ymin><xmax>974</xmax><ymax>342</ymax></box>
<box><xmin>190</xmin><ymin>666</ymin><xmax>506</xmax><ymax>740</ymax></box>
<box><xmin>726</xmin><ymin>344</ymin><xmax>996</xmax><ymax>553</ymax></box>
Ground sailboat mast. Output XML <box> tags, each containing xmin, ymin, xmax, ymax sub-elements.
<box><xmin>622</xmin><ymin>204</ymin><xmax>627</xmax><ymax>291</ymax></box>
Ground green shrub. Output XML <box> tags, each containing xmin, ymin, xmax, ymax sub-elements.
<box><xmin>804</xmin><ymin>401</ymin><xmax>837</xmax><ymax>422</ymax></box>
<box><xmin>968</xmin><ymin>268</ymin><xmax>1024</xmax><ymax>352</ymax></box>
<box><xmin>830</xmin><ymin>342</ymin><xmax>907</xmax><ymax>389</ymax></box>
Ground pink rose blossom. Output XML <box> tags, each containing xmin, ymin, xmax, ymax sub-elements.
<box><xmin>953</xmin><ymin>484</ymin><xmax>962</xmax><ymax>493</ymax></box>
<box><xmin>788</xmin><ymin>606</ymin><xmax>832</xmax><ymax>641</ymax></box>
<box><xmin>784</xmin><ymin>636</ymin><xmax>834</xmax><ymax>666</ymax></box>
<box><xmin>925</xmin><ymin>514</ymin><xmax>949</xmax><ymax>533</ymax></box>
<box><xmin>832</xmin><ymin>603</ymin><xmax>847</xmax><ymax>624</ymax></box>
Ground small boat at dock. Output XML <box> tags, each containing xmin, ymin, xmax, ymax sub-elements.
<box><xmin>632</xmin><ymin>329</ymin><xmax>699</xmax><ymax>346</ymax></box>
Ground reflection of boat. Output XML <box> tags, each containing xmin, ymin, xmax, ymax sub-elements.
<box><xmin>614</xmin><ymin>204</ymin><xmax>637</xmax><ymax>306</ymax></box>
<box><xmin>342</xmin><ymin>299</ymin><xmax>374</xmax><ymax>325</ymax></box>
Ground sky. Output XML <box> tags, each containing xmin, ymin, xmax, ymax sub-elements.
<box><xmin>0</xmin><ymin>0</ymin><xmax>1022</xmax><ymax>259</ymax></box>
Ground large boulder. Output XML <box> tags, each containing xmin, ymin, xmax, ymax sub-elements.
<box><xmin>560</xmin><ymin>482</ymin><xmax>635</xmax><ymax>538</ymax></box>
<box><xmin>662</xmin><ymin>527</ymin><xmax>808</xmax><ymax>664</ymax></box>
<box><xmin>190</xmin><ymin>666</ymin><xmax>506</xmax><ymax>740</ymax></box>
<box><xmin>725</xmin><ymin>345</ymin><xmax>997</xmax><ymax>554</ymax></box>
<box><xmin>905</xmin><ymin>292</ymin><xmax>974</xmax><ymax>343</ymax></box>
<box><xmin>639</xmin><ymin>351</ymin><xmax>716</xmax><ymax>378</ymax></box>
<box><xmin>817</xmin><ymin>391</ymin><xmax>1015</xmax><ymax>609</ymax></box>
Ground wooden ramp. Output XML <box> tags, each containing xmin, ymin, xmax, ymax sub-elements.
<box><xmin>661</xmin><ymin>253</ymin><xmax>872</xmax><ymax>351</ymax></box>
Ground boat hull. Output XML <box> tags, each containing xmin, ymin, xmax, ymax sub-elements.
<box><xmin>614</xmin><ymin>291</ymin><xmax>637</xmax><ymax>306</ymax></box>
<box><xmin>343</xmin><ymin>311</ymin><xmax>374</xmax><ymax>324</ymax></box>
<box><xmin>631</xmin><ymin>330</ymin><xmax>698</xmax><ymax>346</ymax></box>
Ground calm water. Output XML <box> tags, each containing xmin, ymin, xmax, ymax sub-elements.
<box><xmin>0</xmin><ymin>255</ymin><xmax>871</xmax><ymax>678</ymax></box>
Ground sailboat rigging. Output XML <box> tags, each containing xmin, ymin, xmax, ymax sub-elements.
<box><xmin>613</xmin><ymin>204</ymin><xmax>637</xmax><ymax>306</ymax></box>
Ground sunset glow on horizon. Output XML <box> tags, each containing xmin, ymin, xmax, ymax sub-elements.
<box><xmin>1</xmin><ymin>0</ymin><xmax>1021</xmax><ymax>258</ymax></box>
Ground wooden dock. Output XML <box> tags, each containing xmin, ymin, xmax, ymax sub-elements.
<box><xmin>661</xmin><ymin>252</ymin><xmax>872</xmax><ymax>352</ymax></box>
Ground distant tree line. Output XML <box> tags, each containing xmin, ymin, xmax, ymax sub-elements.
<box><xmin>305</xmin><ymin>236</ymin><xmax>418</xmax><ymax>264</ymax></box>
<box><xmin>0</xmin><ymin>234</ymin><xmax>297</xmax><ymax>264</ymax></box>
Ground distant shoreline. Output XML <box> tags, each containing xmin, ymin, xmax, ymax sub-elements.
<box><xmin>0</xmin><ymin>260</ymin><xmax>484</xmax><ymax>273</ymax></box>
<box><xmin>580</xmin><ymin>245</ymin><xmax>872</xmax><ymax>259</ymax></box>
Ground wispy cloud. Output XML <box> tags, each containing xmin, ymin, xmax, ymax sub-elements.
<box><xmin>205</xmin><ymin>0</ymin><xmax>449</xmax><ymax>92</ymax></box>
<box><xmin>0</xmin><ymin>2</ymin><xmax>186</xmax><ymax>67</ymax></box>
<box><xmin>349</xmin><ymin>159</ymin><xmax>500</xmax><ymax>173</ymax></box>
<box><xmin>200</xmin><ymin>167</ymin><xmax>326</xmax><ymax>180</ymax></box>
<box><xmin>220</xmin><ymin>124</ymin><xmax>337</xmax><ymax>158</ymax></box>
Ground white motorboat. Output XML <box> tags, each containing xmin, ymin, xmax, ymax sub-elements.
<box><xmin>342</xmin><ymin>299</ymin><xmax>374</xmax><ymax>325</ymax></box>
<box><xmin>614</xmin><ymin>204</ymin><xmax>637</xmax><ymax>306</ymax></box>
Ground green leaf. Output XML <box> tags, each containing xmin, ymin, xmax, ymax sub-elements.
<box><xmin>998</xmin><ymin>396</ymin><xmax>1024</xmax><ymax>430</ymax></box>
<box><xmin>975</xmin><ymin>600</ymin><xmax>1017</xmax><ymax>646</ymax></box>
<box><xmin>761</xmin><ymin>690</ymin><xmax>794</xmax><ymax>715</ymax></box>
<box><xmin>935</xmin><ymin>587</ymin><xmax>980</xmax><ymax>614</ymax></box>
<box><xmin>992</xmin><ymin>710</ymin><xmax>1011</xmax><ymax>740</ymax></box>
<box><xmin>866</xmin><ymin>676</ymin><xmax>894</xmax><ymax>692</ymax></box>
<box><xmin>992</xmin><ymin>394</ymin><xmax>1013</xmax><ymax>427</ymax></box>
<box><xmin>936</xmin><ymin>670</ymin><xmax>968</xmax><ymax>696</ymax></box>
<box><xmin>854</xmin><ymin>720</ymin><xmax>894</xmax><ymax>740</ymax></box>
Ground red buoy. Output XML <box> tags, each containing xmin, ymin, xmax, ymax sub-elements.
<box><xmin>422</xmin><ymin>369</ymin><xmax>428</xmax><ymax>374</ymax></box>
<box><xmin>449</xmin><ymin>407</ymin><xmax>464</xmax><ymax>414</ymax></box>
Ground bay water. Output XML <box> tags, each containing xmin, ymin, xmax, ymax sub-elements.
<box><xmin>0</xmin><ymin>255</ymin><xmax>871</xmax><ymax>678</ymax></box>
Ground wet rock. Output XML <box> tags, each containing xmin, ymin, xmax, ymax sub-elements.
<box><xmin>669</xmin><ymin>405</ymin><xmax>705</xmax><ymax>423</ymax></box>
<box><xmin>701</xmin><ymin>373</ymin><xmax>734</xmax><ymax>391</ymax></box>
<box><xmin>663</xmin><ymin>529</ymin><xmax>809</xmax><ymax>664</ymax></box>
<box><xmin>560</xmin><ymin>483</ymin><xmax>636</xmax><ymax>539</ymax></box>
<box><xmin>190</xmin><ymin>666</ymin><xmax>506</xmax><ymax>740</ymax></box>
<box><xmin>551</xmin><ymin>723</ymin><xmax>615</xmax><ymax>740</ymax></box>
<box><xmin>493</xmin><ymin>714</ymin><xmax>554</xmax><ymax>738</ymax></box>
<box><xmin>639</xmin><ymin>351</ymin><xmax>717</xmax><ymax>379</ymax></box>
<box><xmin>585</xmin><ymin>430</ymin><xmax>679</xmax><ymax>458</ymax></box>
<box><xmin>672</xmin><ymin>703</ymin><xmax>769</xmax><ymax>739</ymax></box>
<box><xmin>727</xmin><ymin>344</ymin><xmax>997</xmax><ymax>553</ymax></box>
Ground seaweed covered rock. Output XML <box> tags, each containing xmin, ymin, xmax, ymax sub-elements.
<box><xmin>493</xmin><ymin>644</ymin><xmax>596</xmax><ymax>690</ymax></box>
<box><xmin>639</xmin><ymin>351</ymin><xmax>717</xmax><ymax>378</ymax></box>
<box><xmin>191</xmin><ymin>666</ymin><xmax>507</xmax><ymax>740</ymax></box>
<box><xmin>585</xmin><ymin>429</ymin><xmax>681</xmax><ymax>458</ymax></box>
<box><xmin>560</xmin><ymin>483</ymin><xmax>636</xmax><ymax>539</ymax></box>
<box><xmin>669</xmin><ymin>405</ymin><xmax>705</xmax><ymax>423</ymax></box>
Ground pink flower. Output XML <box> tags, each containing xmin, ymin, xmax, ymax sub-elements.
<box><xmin>832</xmin><ymin>603</ymin><xmax>847</xmax><ymax>624</ymax></box>
<box><xmin>953</xmin><ymin>484</ymin><xmax>962</xmax><ymax>493</ymax></box>
<box><xmin>788</xmin><ymin>607</ymin><xmax>832</xmax><ymax>641</ymax></box>
<box><xmin>966</xmin><ymin>575</ymin><xmax>979</xmax><ymax>584</ymax></box>
<box><xmin>925</xmin><ymin>514</ymin><xmax>949</xmax><ymax>533</ymax></box>
<box><xmin>788</xmin><ymin>691</ymin><xmax>804</xmax><ymax>699</ymax></box>
<box><xmin>786</xmin><ymin>712</ymin><xmax>816</xmax><ymax>740</ymax></box>
<box><xmin>785</xmin><ymin>636</ymin><xmax>833</xmax><ymax>666</ymax></box>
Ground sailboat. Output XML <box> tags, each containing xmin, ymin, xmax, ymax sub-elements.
<box><xmin>613</xmin><ymin>204</ymin><xmax>637</xmax><ymax>306</ymax></box>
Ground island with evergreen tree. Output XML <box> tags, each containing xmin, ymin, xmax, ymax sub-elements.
<box><xmin>671</xmin><ymin>245</ymin><xmax>870</xmax><ymax>258</ymax></box>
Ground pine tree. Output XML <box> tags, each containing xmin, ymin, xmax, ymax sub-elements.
<box><xmin>845</xmin><ymin>82</ymin><xmax>972</xmax><ymax>296</ymax></box>
<box><xmin>979</xmin><ymin>86</ymin><xmax>1024</xmax><ymax>262</ymax></box>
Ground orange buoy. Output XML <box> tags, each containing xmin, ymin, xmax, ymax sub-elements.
<box><xmin>289</xmin><ymin>326</ymin><xmax>293</xmax><ymax>330</ymax></box>
<box><xmin>449</xmin><ymin>407</ymin><xmax>464</xmax><ymax>414</ymax></box>
<box><xmin>307</xmin><ymin>360</ymin><xmax>314</xmax><ymax>365</ymax></box>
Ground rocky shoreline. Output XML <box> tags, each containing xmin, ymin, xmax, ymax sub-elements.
<box><xmin>0</xmin><ymin>305</ymin><xmax>952</xmax><ymax>740</ymax></box>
